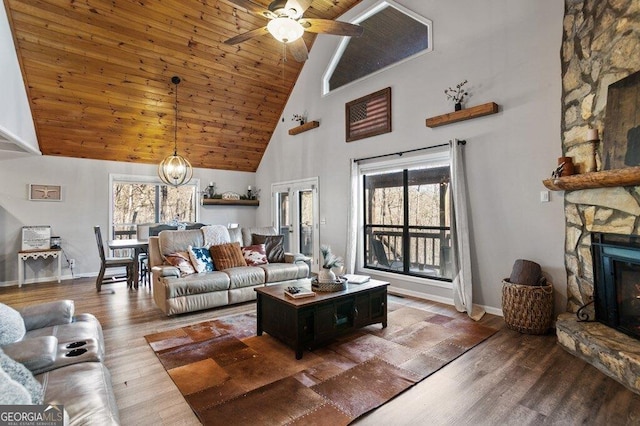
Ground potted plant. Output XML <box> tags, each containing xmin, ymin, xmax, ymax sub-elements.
<box><xmin>444</xmin><ymin>80</ymin><xmax>469</xmax><ymax>111</ymax></box>
<box><xmin>292</xmin><ymin>114</ymin><xmax>306</xmax><ymax>126</ymax></box>
<box><xmin>318</xmin><ymin>245</ymin><xmax>343</xmax><ymax>283</ymax></box>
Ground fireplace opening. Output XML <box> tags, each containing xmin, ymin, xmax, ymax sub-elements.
<box><xmin>592</xmin><ymin>233</ymin><xmax>640</xmax><ymax>339</ymax></box>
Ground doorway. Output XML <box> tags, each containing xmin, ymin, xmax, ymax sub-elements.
<box><xmin>272</xmin><ymin>178</ymin><xmax>320</xmax><ymax>271</ymax></box>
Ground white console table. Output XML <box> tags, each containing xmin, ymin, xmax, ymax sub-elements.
<box><xmin>18</xmin><ymin>249</ymin><xmax>62</xmax><ymax>287</ymax></box>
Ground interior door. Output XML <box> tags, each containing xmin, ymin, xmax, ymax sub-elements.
<box><xmin>272</xmin><ymin>178</ymin><xmax>319</xmax><ymax>270</ymax></box>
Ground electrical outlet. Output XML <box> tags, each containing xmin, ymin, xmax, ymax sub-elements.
<box><xmin>69</xmin><ymin>259</ymin><xmax>76</xmax><ymax>268</ymax></box>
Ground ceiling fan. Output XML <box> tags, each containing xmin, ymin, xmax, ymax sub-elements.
<box><xmin>223</xmin><ymin>0</ymin><xmax>364</xmax><ymax>62</ymax></box>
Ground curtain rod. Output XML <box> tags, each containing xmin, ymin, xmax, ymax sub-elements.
<box><xmin>354</xmin><ymin>140</ymin><xmax>466</xmax><ymax>163</ymax></box>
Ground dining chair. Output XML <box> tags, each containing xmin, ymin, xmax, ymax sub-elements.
<box><xmin>148</xmin><ymin>224</ymin><xmax>178</xmax><ymax>237</ymax></box>
<box><xmin>94</xmin><ymin>226</ymin><xmax>135</xmax><ymax>292</ymax></box>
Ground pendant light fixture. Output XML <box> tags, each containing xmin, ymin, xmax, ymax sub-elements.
<box><xmin>158</xmin><ymin>76</ymin><xmax>193</xmax><ymax>187</ymax></box>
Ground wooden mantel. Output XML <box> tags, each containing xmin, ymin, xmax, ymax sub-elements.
<box><xmin>542</xmin><ymin>166</ymin><xmax>640</xmax><ymax>191</ymax></box>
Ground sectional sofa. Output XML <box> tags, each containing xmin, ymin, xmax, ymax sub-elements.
<box><xmin>149</xmin><ymin>225</ymin><xmax>309</xmax><ymax>315</ymax></box>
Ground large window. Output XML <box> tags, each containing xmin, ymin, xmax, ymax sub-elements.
<box><xmin>109</xmin><ymin>175</ymin><xmax>199</xmax><ymax>241</ymax></box>
<box><xmin>361</xmin><ymin>153</ymin><xmax>452</xmax><ymax>281</ymax></box>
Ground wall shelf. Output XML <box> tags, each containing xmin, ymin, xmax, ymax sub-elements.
<box><xmin>542</xmin><ymin>167</ymin><xmax>640</xmax><ymax>191</ymax></box>
<box><xmin>201</xmin><ymin>199</ymin><xmax>259</xmax><ymax>206</ymax></box>
<box><xmin>425</xmin><ymin>102</ymin><xmax>499</xmax><ymax>128</ymax></box>
<box><xmin>289</xmin><ymin>121</ymin><xmax>320</xmax><ymax>135</ymax></box>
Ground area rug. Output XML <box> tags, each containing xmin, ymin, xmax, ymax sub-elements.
<box><xmin>145</xmin><ymin>305</ymin><xmax>498</xmax><ymax>425</ymax></box>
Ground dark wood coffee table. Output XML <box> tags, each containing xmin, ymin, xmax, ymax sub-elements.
<box><xmin>255</xmin><ymin>279</ymin><xmax>389</xmax><ymax>359</ymax></box>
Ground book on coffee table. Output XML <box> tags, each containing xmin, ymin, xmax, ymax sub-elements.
<box><xmin>284</xmin><ymin>286</ymin><xmax>315</xmax><ymax>299</ymax></box>
<box><xmin>341</xmin><ymin>274</ymin><xmax>370</xmax><ymax>284</ymax></box>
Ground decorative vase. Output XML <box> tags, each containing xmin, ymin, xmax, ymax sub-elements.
<box><xmin>318</xmin><ymin>268</ymin><xmax>336</xmax><ymax>283</ymax></box>
<box><xmin>557</xmin><ymin>157</ymin><xmax>574</xmax><ymax>176</ymax></box>
<box><xmin>454</xmin><ymin>102</ymin><xmax>462</xmax><ymax>111</ymax></box>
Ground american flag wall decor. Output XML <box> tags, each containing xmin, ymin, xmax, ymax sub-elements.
<box><xmin>346</xmin><ymin>87</ymin><xmax>392</xmax><ymax>142</ymax></box>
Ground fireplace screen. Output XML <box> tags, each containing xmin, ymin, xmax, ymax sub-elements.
<box><xmin>613</xmin><ymin>261</ymin><xmax>640</xmax><ymax>338</ymax></box>
<box><xmin>592</xmin><ymin>233</ymin><xmax>640</xmax><ymax>339</ymax></box>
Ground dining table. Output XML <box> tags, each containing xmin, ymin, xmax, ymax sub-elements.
<box><xmin>107</xmin><ymin>238</ymin><xmax>149</xmax><ymax>289</ymax></box>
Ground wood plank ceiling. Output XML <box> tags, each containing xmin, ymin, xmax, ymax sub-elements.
<box><xmin>3</xmin><ymin>0</ymin><xmax>361</xmax><ymax>172</ymax></box>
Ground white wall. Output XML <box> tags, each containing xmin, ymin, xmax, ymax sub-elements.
<box><xmin>0</xmin><ymin>1</ymin><xmax>39</xmax><ymax>154</ymax></box>
<box><xmin>256</xmin><ymin>0</ymin><xmax>567</xmax><ymax>313</ymax></box>
<box><xmin>0</xmin><ymin>155</ymin><xmax>256</xmax><ymax>285</ymax></box>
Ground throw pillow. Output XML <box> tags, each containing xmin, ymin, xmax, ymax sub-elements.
<box><xmin>0</xmin><ymin>303</ymin><xmax>26</xmax><ymax>345</ymax></box>
<box><xmin>0</xmin><ymin>367</ymin><xmax>32</xmax><ymax>404</ymax></box>
<box><xmin>209</xmin><ymin>242</ymin><xmax>247</xmax><ymax>270</ymax></box>
<box><xmin>164</xmin><ymin>252</ymin><xmax>196</xmax><ymax>276</ymax></box>
<box><xmin>251</xmin><ymin>234</ymin><xmax>285</xmax><ymax>263</ymax></box>
<box><xmin>188</xmin><ymin>245</ymin><xmax>215</xmax><ymax>273</ymax></box>
<box><xmin>242</xmin><ymin>244</ymin><xmax>268</xmax><ymax>266</ymax></box>
<box><xmin>0</xmin><ymin>348</ymin><xmax>43</xmax><ymax>404</ymax></box>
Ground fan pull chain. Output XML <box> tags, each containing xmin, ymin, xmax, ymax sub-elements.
<box><xmin>282</xmin><ymin>42</ymin><xmax>287</xmax><ymax>83</ymax></box>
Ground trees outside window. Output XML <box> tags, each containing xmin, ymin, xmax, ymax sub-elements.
<box><xmin>363</xmin><ymin>163</ymin><xmax>452</xmax><ymax>281</ymax></box>
<box><xmin>110</xmin><ymin>176</ymin><xmax>198</xmax><ymax>241</ymax></box>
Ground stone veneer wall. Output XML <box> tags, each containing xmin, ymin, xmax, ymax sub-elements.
<box><xmin>562</xmin><ymin>0</ymin><xmax>640</xmax><ymax>313</ymax></box>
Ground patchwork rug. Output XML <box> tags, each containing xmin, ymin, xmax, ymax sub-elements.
<box><xmin>145</xmin><ymin>305</ymin><xmax>498</xmax><ymax>425</ymax></box>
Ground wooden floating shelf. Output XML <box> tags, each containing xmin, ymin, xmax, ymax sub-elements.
<box><xmin>289</xmin><ymin>121</ymin><xmax>320</xmax><ymax>135</ymax></box>
<box><xmin>542</xmin><ymin>167</ymin><xmax>640</xmax><ymax>191</ymax></box>
<box><xmin>425</xmin><ymin>102</ymin><xmax>499</xmax><ymax>128</ymax></box>
<box><xmin>201</xmin><ymin>199</ymin><xmax>259</xmax><ymax>206</ymax></box>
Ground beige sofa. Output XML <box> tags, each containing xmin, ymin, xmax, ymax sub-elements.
<box><xmin>149</xmin><ymin>226</ymin><xmax>309</xmax><ymax>315</ymax></box>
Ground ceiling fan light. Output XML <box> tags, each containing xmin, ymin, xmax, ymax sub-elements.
<box><xmin>267</xmin><ymin>17</ymin><xmax>304</xmax><ymax>43</ymax></box>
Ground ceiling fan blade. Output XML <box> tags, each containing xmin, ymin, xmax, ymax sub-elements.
<box><xmin>284</xmin><ymin>0</ymin><xmax>313</xmax><ymax>19</ymax></box>
<box><xmin>220</xmin><ymin>0</ymin><xmax>269</xmax><ymax>16</ymax></box>
<box><xmin>301</xmin><ymin>19</ymin><xmax>363</xmax><ymax>37</ymax></box>
<box><xmin>224</xmin><ymin>26</ymin><xmax>269</xmax><ymax>45</ymax></box>
<box><xmin>287</xmin><ymin>38</ymin><xmax>308</xmax><ymax>62</ymax></box>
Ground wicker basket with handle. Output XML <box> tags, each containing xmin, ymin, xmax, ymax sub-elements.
<box><xmin>501</xmin><ymin>279</ymin><xmax>554</xmax><ymax>335</ymax></box>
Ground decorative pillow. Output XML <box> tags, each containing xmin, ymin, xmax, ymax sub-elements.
<box><xmin>242</xmin><ymin>244</ymin><xmax>268</xmax><ymax>266</ymax></box>
<box><xmin>188</xmin><ymin>245</ymin><xmax>215</xmax><ymax>273</ymax></box>
<box><xmin>252</xmin><ymin>234</ymin><xmax>285</xmax><ymax>263</ymax></box>
<box><xmin>0</xmin><ymin>303</ymin><xmax>26</xmax><ymax>346</ymax></box>
<box><xmin>0</xmin><ymin>348</ymin><xmax>43</xmax><ymax>404</ymax></box>
<box><xmin>164</xmin><ymin>252</ymin><xmax>196</xmax><ymax>276</ymax></box>
<box><xmin>0</xmin><ymin>367</ymin><xmax>32</xmax><ymax>404</ymax></box>
<box><xmin>210</xmin><ymin>242</ymin><xmax>247</xmax><ymax>270</ymax></box>
<box><xmin>201</xmin><ymin>225</ymin><xmax>231</xmax><ymax>247</ymax></box>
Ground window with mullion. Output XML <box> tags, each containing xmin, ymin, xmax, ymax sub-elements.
<box><xmin>363</xmin><ymin>164</ymin><xmax>452</xmax><ymax>281</ymax></box>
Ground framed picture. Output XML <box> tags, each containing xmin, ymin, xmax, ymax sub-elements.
<box><xmin>21</xmin><ymin>226</ymin><xmax>52</xmax><ymax>251</ymax></box>
<box><xmin>602</xmin><ymin>70</ymin><xmax>640</xmax><ymax>170</ymax></box>
<box><xmin>346</xmin><ymin>87</ymin><xmax>392</xmax><ymax>142</ymax></box>
<box><xmin>29</xmin><ymin>184</ymin><xmax>61</xmax><ymax>201</ymax></box>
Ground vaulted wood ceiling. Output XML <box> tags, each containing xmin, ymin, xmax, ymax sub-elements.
<box><xmin>3</xmin><ymin>0</ymin><xmax>361</xmax><ymax>172</ymax></box>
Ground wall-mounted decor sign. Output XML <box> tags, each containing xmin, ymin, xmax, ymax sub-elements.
<box><xmin>602</xmin><ymin>70</ymin><xmax>640</xmax><ymax>170</ymax></box>
<box><xmin>346</xmin><ymin>87</ymin><xmax>391</xmax><ymax>142</ymax></box>
<box><xmin>21</xmin><ymin>225</ymin><xmax>52</xmax><ymax>250</ymax></box>
<box><xmin>29</xmin><ymin>184</ymin><xmax>61</xmax><ymax>201</ymax></box>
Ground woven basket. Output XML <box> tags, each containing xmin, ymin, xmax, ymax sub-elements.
<box><xmin>311</xmin><ymin>277</ymin><xmax>347</xmax><ymax>292</ymax></box>
<box><xmin>501</xmin><ymin>279</ymin><xmax>554</xmax><ymax>335</ymax></box>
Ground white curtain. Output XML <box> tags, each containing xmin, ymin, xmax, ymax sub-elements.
<box><xmin>345</xmin><ymin>159</ymin><xmax>359</xmax><ymax>274</ymax></box>
<box><xmin>450</xmin><ymin>140</ymin><xmax>485</xmax><ymax>321</ymax></box>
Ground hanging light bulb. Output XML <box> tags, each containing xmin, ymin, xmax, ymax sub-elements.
<box><xmin>158</xmin><ymin>76</ymin><xmax>193</xmax><ymax>187</ymax></box>
<box><xmin>267</xmin><ymin>17</ymin><xmax>304</xmax><ymax>43</ymax></box>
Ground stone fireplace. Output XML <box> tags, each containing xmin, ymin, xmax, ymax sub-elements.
<box><xmin>554</xmin><ymin>0</ymin><xmax>640</xmax><ymax>395</ymax></box>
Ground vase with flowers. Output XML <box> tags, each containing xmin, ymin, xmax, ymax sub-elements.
<box><xmin>444</xmin><ymin>80</ymin><xmax>469</xmax><ymax>111</ymax></box>
<box><xmin>318</xmin><ymin>245</ymin><xmax>343</xmax><ymax>283</ymax></box>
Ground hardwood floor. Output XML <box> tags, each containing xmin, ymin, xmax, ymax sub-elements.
<box><xmin>2</xmin><ymin>278</ymin><xmax>639</xmax><ymax>425</ymax></box>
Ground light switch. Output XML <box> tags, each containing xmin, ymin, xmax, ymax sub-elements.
<box><xmin>540</xmin><ymin>190</ymin><xmax>550</xmax><ymax>203</ymax></box>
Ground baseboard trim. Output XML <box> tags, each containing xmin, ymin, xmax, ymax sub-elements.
<box><xmin>388</xmin><ymin>285</ymin><xmax>503</xmax><ymax>317</ymax></box>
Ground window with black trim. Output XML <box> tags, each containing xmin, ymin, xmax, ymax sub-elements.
<box><xmin>362</xmin><ymin>158</ymin><xmax>452</xmax><ymax>281</ymax></box>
